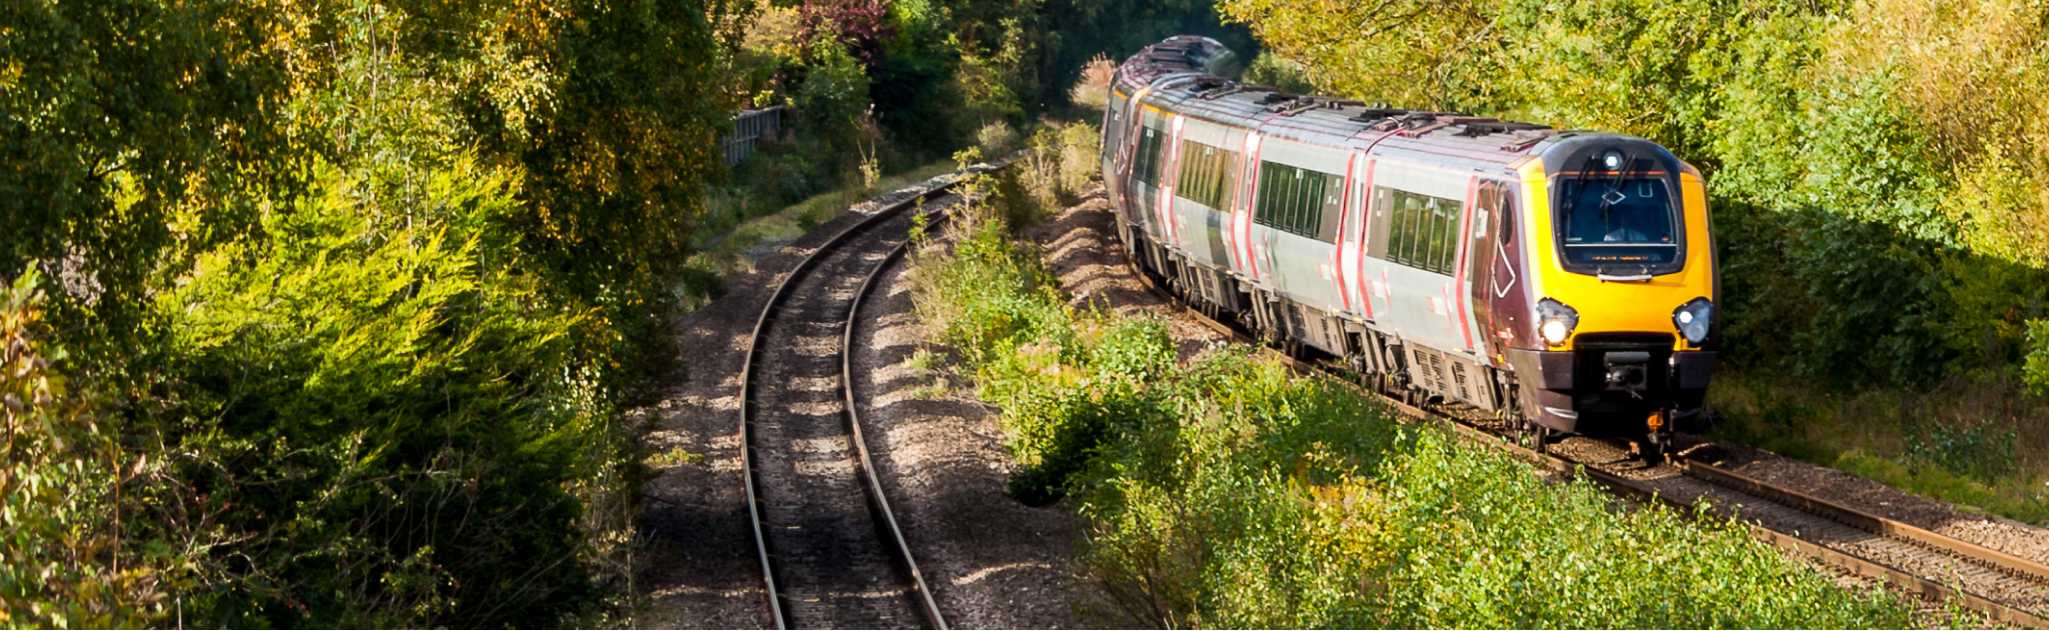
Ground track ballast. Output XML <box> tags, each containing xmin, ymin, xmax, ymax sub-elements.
<box><xmin>738</xmin><ymin>181</ymin><xmax>967</xmax><ymax>629</ymax></box>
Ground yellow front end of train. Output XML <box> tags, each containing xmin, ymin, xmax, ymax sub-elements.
<box><xmin>1504</xmin><ymin>137</ymin><xmax>1718</xmax><ymax>455</ymax></box>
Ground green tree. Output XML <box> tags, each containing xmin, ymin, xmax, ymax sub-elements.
<box><xmin>0</xmin><ymin>0</ymin><xmax>298</xmax><ymax>353</ymax></box>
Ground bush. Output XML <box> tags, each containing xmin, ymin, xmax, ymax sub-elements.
<box><xmin>1066</xmin><ymin>54</ymin><xmax>1117</xmax><ymax>112</ymax></box>
<box><xmin>154</xmin><ymin>158</ymin><xmax>634</xmax><ymax>627</ymax></box>
<box><xmin>795</xmin><ymin>40</ymin><xmax>877</xmax><ymax>162</ymax></box>
<box><xmin>0</xmin><ymin>270</ymin><xmax>170</xmax><ymax>628</ymax></box>
<box><xmin>1013</xmin><ymin>121</ymin><xmax>1103</xmax><ymax>213</ymax></box>
<box><xmin>2031</xmin><ymin>321</ymin><xmax>2049</xmax><ymax>395</ymax></box>
<box><xmin>1242</xmin><ymin>52</ymin><xmax>1312</xmax><ymax>93</ymax></box>
<box><xmin>1056</xmin><ymin>122</ymin><xmax>1102</xmax><ymax>196</ymax></box>
<box><xmin>976</xmin><ymin>120</ymin><xmax>1021</xmax><ymax>155</ymax></box>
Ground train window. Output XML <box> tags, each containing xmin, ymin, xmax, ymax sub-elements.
<box><xmin>1174</xmin><ymin>140</ymin><xmax>1239</xmax><ymax>210</ymax></box>
<box><xmin>1344</xmin><ymin>179</ymin><xmax>1366</xmax><ymax>242</ymax></box>
<box><xmin>1554</xmin><ymin>174</ymin><xmax>1678</xmax><ymax>271</ymax></box>
<box><xmin>1377</xmin><ymin>187</ymin><xmax>1463</xmax><ymax>275</ymax></box>
<box><xmin>1432</xmin><ymin>194</ymin><xmax>1458</xmax><ymax>272</ymax></box>
<box><xmin>1134</xmin><ymin>126</ymin><xmax>1167</xmax><ymax>184</ymax></box>
<box><xmin>1318</xmin><ymin>178</ymin><xmax>1342</xmax><ymax>243</ymax></box>
<box><xmin>1380</xmin><ymin>187</ymin><xmax>1404</xmax><ymax>265</ymax></box>
<box><xmin>1252</xmin><ymin>161</ymin><xmax>1336</xmax><ymax>242</ymax></box>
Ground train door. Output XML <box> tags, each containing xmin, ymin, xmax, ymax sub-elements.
<box><xmin>1469</xmin><ymin>179</ymin><xmax>1531</xmax><ymax>358</ymax></box>
<box><xmin>1117</xmin><ymin>89</ymin><xmax>1154</xmax><ymax>233</ymax></box>
<box><xmin>1228</xmin><ymin>132</ymin><xmax>1264</xmax><ymax>283</ymax></box>
<box><xmin>1131</xmin><ymin>113</ymin><xmax>1168</xmax><ymax>243</ymax></box>
<box><xmin>1172</xmin><ymin>119</ymin><xmax>1242</xmax><ymax>271</ymax></box>
<box><xmin>1365</xmin><ymin>162</ymin><xmax>1469</xmax><ymax>354</ymax></box>
<box><xmin>1102</xmin><ymin>89</ymin><xmax>1125</xmax><ymax>209</ymax></box>
<box><xmin>1155</xmin><ymin>115</ymin><xmax>1186</xmax><ymax>251</ymax></box>
<box><xmin>1336</xmin><ymin>153</ymin><xmax>1373</xmax><ymax>320</ymax></box>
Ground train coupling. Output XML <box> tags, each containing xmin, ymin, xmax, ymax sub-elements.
<box><xmin>1602</xmin><ymin>351</ymin><xmax>1651</xmax><ymax>394</ymax></box>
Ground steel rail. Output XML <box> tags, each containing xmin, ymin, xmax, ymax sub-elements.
<box><xmin>1124</xmin><ymin>259</ymin><xmax>2049</xmax><ymax>628</ymax></box>
<box><xmin>739</xmin><ymin>173</ymin><xmax>977</xmax><ymax>630</ymax></box>
<box><xmin>842</xmin><ymin>209</ymin><xmax>951</xmax><ymax>630</ymax></box>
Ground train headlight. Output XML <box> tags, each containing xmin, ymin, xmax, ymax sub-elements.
<box><xmin>1537</xmin><ymin>298</ymin><xmax>1579</xmax><ymax>347</ymax></box>
<box><xmin>1673</xmin><ymin>297</ymin><xmax>1713</xmax><ymax>346</ymax></box>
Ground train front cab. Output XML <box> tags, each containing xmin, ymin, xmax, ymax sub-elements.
<box><xmin>1502</xmin><ymin>136</ymin><xmax>1718</xmax><ymax>454</ymax></box>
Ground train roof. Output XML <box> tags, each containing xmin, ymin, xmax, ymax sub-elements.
<box><xmin>1114</xmin><ymin>36</ymin><xmax>1609</xmax><ymax>175</ymax></box>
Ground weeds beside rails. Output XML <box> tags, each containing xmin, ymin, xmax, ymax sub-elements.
<box><xmin>908</xmin><ymin>178</ymin><xmax>1916</xmax><ymax>628</ymax></box>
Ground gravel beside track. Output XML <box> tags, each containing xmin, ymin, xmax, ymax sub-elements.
<box><xmin>849</xmin><ymin>237</ymin><xmax>1110</xmax><ymax>628</ymax></box>
<box><xmin>1706</xmin><ymin>440</ymin><xmax>2049</xmax><ymax>576</ymax></box>
<box><xmin>1022</xmin><ymin>187</ymin><xmax>1230</xmax><ymax>359</ymax></box>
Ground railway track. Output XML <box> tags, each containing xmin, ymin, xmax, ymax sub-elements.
<box><xmin>739</xmin><ymin>176</ymin><xmax>972</xmax><ymax>629</ymax></box>
<box><xmin>1130</xmin><ymin>263</ymin><xmax>2049</xmax><ymax>628</ymax></box>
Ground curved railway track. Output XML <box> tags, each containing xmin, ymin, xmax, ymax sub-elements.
<box><xmin>1129</xmin><ymin>260</ymin><xmax>2049</xmax><ymax>628</ymax></box>
<box><xmin>739</xmin><ymin>177</ymin><xmax>971</xmax><ymax>629</ymax></box>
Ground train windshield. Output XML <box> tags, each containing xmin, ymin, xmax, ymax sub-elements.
<box><xmin>1555</xmin><ymin>175</ymin><xmax>1679</xmax><ymax>271</ymax></box>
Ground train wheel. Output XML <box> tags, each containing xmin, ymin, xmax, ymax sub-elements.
<box><xmin>1525</xmin><ymin>423</ymin><xmax>1551</xmax><ymax>455</ymax></box>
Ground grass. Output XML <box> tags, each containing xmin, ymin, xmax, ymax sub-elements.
<box><xmin>643</xmin><ymin>445</ymin><xmax>700</xmax><ymax>468</ymax></box>
<box><xmin>678</xmin><ymin>159</ymin><xmax>956</xmax><ymax>309</ymax></box>
<box><xmin>905</xmin><ymin>154</ymin><xmax>1920</xmax><ymax>628</ymax></box>
<box><xmin>1709</xmin><ymin>371</ymin><xmax>2049</xmax><ymax>525</ymax></box>
<box><xmin>901</xmin><ymin>348</ymin><xmax>953</xmax><ymax>399</ymax></box>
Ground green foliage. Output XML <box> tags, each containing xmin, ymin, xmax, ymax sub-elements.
<box><xmin>911</xmin><ymin>176</ymin><xmax>1913</xmax><ymax>628</ymax></box>
<box><xmin>1836</xmin><ymin>450</ymin><xmax>2049</xmax><ymax>526</ymax></box>
<box><xmin>1906</xmin><ymin>422</ymin><xmax>2017</xmax><ymax>482</ymax></box>
<box><xmin>1242</xmin><ymin>52</ymin><xmax>1312</xmax><ymax>93</ymax></box>
<box><xmin>1011</xmin><ymin>121</ymin><xmax>1101</xmax><ymax>214</ymax></box>
<box><xmin>468</xmin><ymin>0</ymin><xmax>733</xmax><ymax>391</ymax></box>
<box><xmin>1031</xmin><ymin>0</ymin><xmax>1256</xmax><ymax>109</ymax></box>
<box><xmin>2030</xmin><ymin>320</ymin><xmax>2049</xmax><ymax>396</ymax></box>
<box><xmin>1</xmin><ymin>0</ymin><xmax>730</xmax><ymax>624</ymax></box>
<box><xmin>1708</xmin><ymin>371</ymin><xmax>2049</xmax><ymax>525</ymax></box>
<box><xmin>795</xmin><ymin>41</ymin><xmax>877</xmax><ymax>158</ymax></box>
<box><xmin>0</xmin><ymin>270</ymin><xmax>170</xmax><ymax>628</ymax></box>
<box><xmin>158</xmin><ymin>158</ymin><xmax>628</xmax><ymax>627</ymax></box>
<box><xmin>0</xmin><ymin>0</ymin><xmax>297</xmax><ymax>349</ymax></box>
<box><xmin>1055</xmin><ymin>123</ymin><xmax>1102</xmax><ymax>194</ymax></box>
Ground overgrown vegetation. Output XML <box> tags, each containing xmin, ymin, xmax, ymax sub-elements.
<box><xmin>1217</xmin><ymin>0</ymin><xmax>2049</xmax><ymax>522</ymax></box>
<box><xmin>697</xmin><ymin>0</ymin><xmax>1247</xmax><ymax>302</ymax></box>
<box><xmin>908</xmin><ymin>147</ymin><xmax>1916</xmax><ymax>628</ymax></box>
<box><xmin>2</xmin><ymin>1</ymin><xmax>720</xmax><ymax>625</ymax></box>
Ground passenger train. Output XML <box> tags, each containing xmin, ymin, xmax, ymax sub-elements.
<box><xmin>1099</xmin><ymin>36</ymin><xmax>1719</xmax><ymax>459</ymax></box>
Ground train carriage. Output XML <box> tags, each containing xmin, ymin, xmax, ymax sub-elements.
<box><xmin>1100</xmin><ymin>36</ymin><xmax>1719</xmax><ymax>458</ymax></box>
